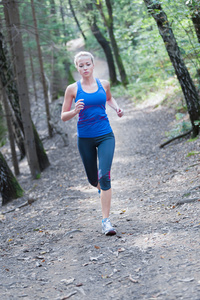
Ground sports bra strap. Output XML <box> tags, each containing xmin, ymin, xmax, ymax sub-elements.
<box><xmin>96</xmin><ymin>78</ymin><xmax>103</xmax><ymax>89</ymax></box>
<box><xmin>76</xmin><ymin>80</ymin><xmax>82</xmax><ymax>97</ymax></box>
<box><xmin>76</xmin><ymin>78</ymin><xmax>104</xmax><ymax>97</ymax></box>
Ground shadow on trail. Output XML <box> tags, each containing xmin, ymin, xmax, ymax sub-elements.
<box><xmin>0</xmin><ymin>92</ymin><xmax>200</xmax><ymax>299</ymax></box>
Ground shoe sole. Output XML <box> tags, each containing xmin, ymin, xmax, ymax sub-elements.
<box><xmin>103</xmin><ymin>230</ymin><xmax>116</xmax><ymax>236</ymax></box>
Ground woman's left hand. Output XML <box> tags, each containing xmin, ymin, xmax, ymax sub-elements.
<box><xmin>116</xmin><ymin>108</ymin><xmax>124</xmax><ymax>118</ymax></box>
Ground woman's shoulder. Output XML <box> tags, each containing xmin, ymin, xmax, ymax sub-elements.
<box><xmin>99</xmin><ymin>79</ymin><xmax>110</xmax><ymax>91</ymax></box>
<box><xmin>65</xmin><ymin>82</ymin><xmax>77</xmax><ymax>95</ymax></box>
<box><xmin>67</xmin><ymin>82</ymin><xmax>77</xmax><ymax>90</ymax></box>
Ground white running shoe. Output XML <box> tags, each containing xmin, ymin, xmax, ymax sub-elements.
<box><xmin>102</xmin><ymin>218</ymin><xmax>116</xmax><ymax>236</ymax></box>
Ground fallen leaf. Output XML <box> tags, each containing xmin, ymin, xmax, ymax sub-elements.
<box><xmin>94</xmin><ymin>245</ymin><xmax>100</xmax><ymax>249</ymax></box>
<box><xmin>61</xmin><ymin>278</ymin><xmax>75</xmax><ymax>285</ymax></box>
<box><xmin>129</xmin><ymin>274</ymin><xmax>139</xmax><ymax>283</ymax></box>
<box><xmin>76</xmin><ymin>283</ymin><xmax>83</xmax><ymax>287</ymax></box>
<box><xmin>0</xmin><ymin>214</ymin><xmax>5</xmax><ymax>221</ymax></box>
<box><xmin>82</xmin><ymin>263</ymin><xmax>89</xmax><ymax>266</ymax></box>
<box><xmin>135</xmin><ymin>267</ymin><xmax>141</xmax><ymax>272</ymax></box>
<box><xmin>118</xmin><ymin>247</ymin><xmax>125</xmax><ymax>253</ymax></box>
<box><xmin>61</xmin><ymin>291</ymin><xmax>77</xmax><ymax>299</ymax></box>
<box><xmin>180</xmin><ymin>278</ymin><xmax>194</xmax><ymax>282</ymax></box>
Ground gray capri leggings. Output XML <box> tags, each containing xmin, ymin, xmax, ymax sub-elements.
<box><xmin>77</xmin><ymin>132</ymin><xmax>115</xmax><ymax>191</ymax></box>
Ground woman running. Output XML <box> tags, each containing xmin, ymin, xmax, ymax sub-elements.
<box><xmin>61</xmin><ymin>51</ymin><xmax>124</xmax><ymax>235</ymax></box>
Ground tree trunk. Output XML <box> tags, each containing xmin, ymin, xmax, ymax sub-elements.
<box><xmin>0</xmin><ymin>151</ymin><xmax>23</xmax><ymax>205</ymax></box>
<box><xmin>0</xmin><ymin>79</ymin><xmax>19</xmax><ymax>176</ymax></box>
<box><xmin>85</xmin><ymin>3</ymin><xmax>118</xmax><ymax>85</ymax></box>
<box><xmin>90</xmin><ymin>21</ymin><xmax>119</xmax><ymax>85</ymax></box>
<box><xmin>59</xmin><ymin>0</ymin><xmax>67</xmax><ymax>44</ymax></box>
<box><xmin>97</xmin><ymin>0</ymin><xmax>129</xmax><ymax>86</ymax></box>
<box><xmin>12</xmin><ymin>117</ymin><xmax>26</xmax><ymax>160</ymax></box>
<box><xmin>188</xmin><ymin>1</ymin><xmax>200</xmax><ymax>43</ymax></box>
<box><xmin>32</xmin><ymin>123</ymin><xmax>50</xmax><ymax>171</ymax></box>
<box><xmin>0</xmin><ymin>27</ymin><xmax>25</xmax><ymax>160</ymax></box>
<box><xmin>49</xmin><ymin>0</ymin><xmax>60</xmax><ymax>37</ymax></box>
<box><xmin>144</xmin><ymin>0</ymin><xmax>200</xmax><ymax>136</ymax></box>
<box><xmin>30</xmin><ymin>0</ymin><xmax>53</xmax><ymax>138</ymax></box>
<box><xmin>4</xmin><ymin>0</ymin><xmax>41</xmax><ymax>178</ymax></box>
<box><xmin>0</xmin><ymin>27</ymin><xmax>50</xmax><ymax>170</ymax></box>
<box><xmin>63</xmin><ymin>59</ymin><xmax>74</xmax><ymax>84</ymax></box>
<box><xmin>68</xmin><ymin>0</ymin><xmax>87</xmax><ymax>41</ymax></box>
<box><xmin>27</xmin><ymin>35</ymin><xmax>38</xmax><ymax>102</ymax></box>
<box><xmin>192</xmin><ymin>13</ymin><xmax>200</xmax><ymax>43</ymax></box>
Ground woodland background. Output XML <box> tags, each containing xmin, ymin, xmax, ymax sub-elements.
<box><xmin>0</xmin><ymin>0</ymin><xmax>200</xmax><ymax>204</ymax></box>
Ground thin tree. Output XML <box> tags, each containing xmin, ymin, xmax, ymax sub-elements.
<box><xmin>68</xmin><ymin>0</ymin><xmax>87</xmax><ymax>41</ymax></box>
<box><xmin>59</xmin><ymin>0</ymin><xmax>68</xmax><ymax>44</ymax></box>
<box><xmin>3</xmin><ymin>0</ymin><xmax>41</xmax><ymax>178</ymax></box>
<box><xmin>144</xmin><ymin>0</ymin><xmax>200</xmax><ymax>137</ymax></box>
<box><xmin>48</xmin><ymin>0</ymin><xmax>66</xmax><ymax>100</ymax></box>
<box><xmin>30</xmin><ymin>0</ymin><xmax>53</xmax><ymax>138</ymax></box>
<box><xmin>27</xmin><ymin>35</ymin><xmax>38</xmax><ymax>102</ymax></box>
<box><xmin>0</xmin><ymin>27</ymin><xmax>50</xmax><ymax>171</ymax></box>
<box><xmin>0</xmin><ymin>151</ymin><xmax>23</xmax><ymax>205</ymax></box>
<box><xmin>187</xmin><ymin>0</ymin><xmax>200</xmax><ymax>43</ymax></box>
<box><xmin>86</xmin><ymin>2</ymin><xmax>119</xmax><ymax>85</ymax></box>
<box><xmin>0</xmin><ymin>79</ymin><xmax>19</xmax><ymax>176</ymax></box>
<box><xmin>0</xmin><ymin>26</ymin><xmax>26</xmax><ymax>160</ymax></box>
<box><xmin>97</xmin><ymin>0</ymin><xmax>129</xmax><ymax>86</ymax></box>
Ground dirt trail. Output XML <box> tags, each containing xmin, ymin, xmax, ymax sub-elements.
<box><xmin>1</xmin><ymin>43</ymin><xmax>200</xmax><ymax>300</ymax></box>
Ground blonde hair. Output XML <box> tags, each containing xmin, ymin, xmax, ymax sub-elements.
<box><xmin>74</xmin><ymin>51</ymin><xmax>94</xmax><ymax>67</ymax></box>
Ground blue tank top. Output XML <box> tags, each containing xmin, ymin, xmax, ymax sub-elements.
<box><xmin>74</xmin><ymin>78</ymin><xmax>112</xmax><ymax>138</ymax></box>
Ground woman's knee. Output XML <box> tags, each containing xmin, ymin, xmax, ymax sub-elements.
<box><xmin>88</xmin><ymin>178</ymin><xmax>98</xmax><ymax>188</ymax></box>
<box><xmin>99</xmin><ymin>172</ymin><xmax>111</xmax><ymax>190</ymax></box>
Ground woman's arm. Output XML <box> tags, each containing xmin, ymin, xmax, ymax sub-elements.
<box><xmin>61</xmin><ymin>84</ymin><xmax>84</xmax><ymax>122</ymax></box>
<box><xmin>102</xmin><ymin>80</ymin><xmax>124</xmax><ymax>118</ymax></box>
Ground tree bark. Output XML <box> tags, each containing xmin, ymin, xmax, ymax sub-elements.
<box><xmin>0</xmin><ymin>79</ymin><xmax>19</xmax><ymax>176</ymax></box>
<box><xmin>144</xmin><ymin>0</ymin><xmax>200</xmax><ymax>136</ymax></box>
<box><xmin>0</xmin><ymin>27</ymin><xmax>50</xmax><ymax>170</ymax></box>
<box><xmin>0</xmin><ymin>27</ymin><xmax>26</xmax><ymax>160</ymax></box>
<box><xmin>90</xmin><ymin>21</ymin><xmax>119</xmax><ymax>85</ymax></box>
<box><xmin>12</xmin><ymin>117</ymin><xmax>26</xmax><ymax>161</ymax></box>
<box><xmin>68</xmin><ymin>0</ymin><xmax>87</xmax><ymax>41</ymax></box>
<box><xmin>4</xmin><ymin>0</ymin><xmax>41</xmax><ymax>178</ymax></box>
<box><xmin>188</xmin><ymin>1</ymin><xmax>200</xmax><ymax>43</ymax></box>
<box><xmin>97</xmin><ymin>0</ymin><xmax>129</xmax><ymax>86</ymax></box>
<box><xmin>30</xmin><ymin>0</ymin><xmax>53</xmax><ymax>138</ymax></box>
<box><xmin>49</xmin><ymin>0</ymin><xmax>60</xmax><ymax>37</ymax></box>
<box><xmin>192</xmin><ymin>13</ymin><xmax>200</xmax><ymax>43</ymax></box>
<box><xmin>0</xmin><ymin>151</ymin><xmax>23</xmax><ymax>205</ymax></box>
<box><xmin>86</xmin><ymin>3</ymin><xmax>118</xmax><ymax>85</ymax></box>
<box><xmin>27</xmin><ymin>35</ymin><xmax>38</xmax><ymax>102</ymax></box>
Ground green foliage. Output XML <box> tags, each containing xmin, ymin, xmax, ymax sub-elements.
<box><xmin>2</xmin><ymin>0</ymin><xmax>199</xmax><ymax>108</ymax></box>
<box><xmin>186</xmin><ymin>151</ymin><xmax>200</xmax><ymax>157</ymax></box>
<box><xmin>11</xmin><ymin>177</ymin><xmax>24</xmax><ymax>198</ymax></box>
<box><xmin>111</xmin><ymin>85</ymin><xmax>131</xmax><ymax>99</ymax></box>
<box><xmin>35</xmin><ymin>173</ymin><xmax>41</xmax><ymax>180</ymax></box>
<box><xmin>165</xmin><ymin>113</ymin><xmax>192</xmax><ymax>138</ymax></box>
<box><xmin>187</xmin><ymin>137</ymin><xmax>198</xmax><ymax>142</ymax></box>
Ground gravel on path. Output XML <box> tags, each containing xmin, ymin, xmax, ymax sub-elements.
<box><xmin>0</xmin><ymin>95</ymin><xmax>200</xmax><ymax>300</ymax></box>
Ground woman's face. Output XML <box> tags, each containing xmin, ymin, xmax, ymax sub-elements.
<box><xmin>76</xmin><ymin>55</ymin><xmax>94</xmax><ymax>77</ymax></box>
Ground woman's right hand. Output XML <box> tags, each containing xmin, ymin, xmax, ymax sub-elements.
<box><xmin>75</xmin><ymin>99</ymin><xmax>85</xmax><ymax>114</ymax></box>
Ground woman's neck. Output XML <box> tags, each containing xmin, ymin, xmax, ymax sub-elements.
<box><xmin>80</xmin><ymin>76</ymin><xmax>98</xmax><ymax>93</ymax></box>
<box><xmin>81</xmin><ymin>76</ymin><xmax>96</xmax><ymax>86</ymax></box>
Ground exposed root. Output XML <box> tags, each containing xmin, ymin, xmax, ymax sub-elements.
<box><xmin>160</xmin><ymin>129</ymin><xmax>192</xmax><ymax>148</ymax></box>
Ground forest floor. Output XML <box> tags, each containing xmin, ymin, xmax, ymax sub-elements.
<box><xmin>1</xmin><ymin>42</ymin><xmax>200</xmax><ymax>300</ymax></box>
